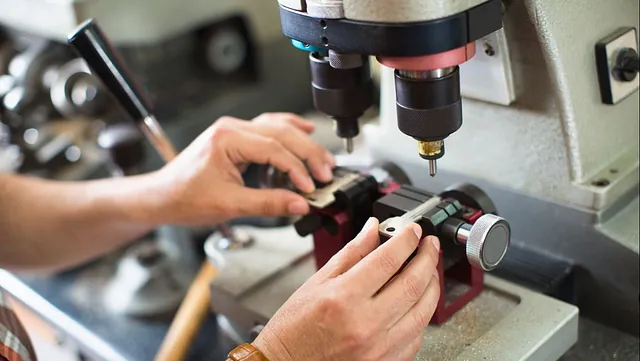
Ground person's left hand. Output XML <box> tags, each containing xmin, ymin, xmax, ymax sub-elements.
<box><xmin>141</xmin><ymin>113</ymin><xmax>334</xmax><ymax>226</ymax></box>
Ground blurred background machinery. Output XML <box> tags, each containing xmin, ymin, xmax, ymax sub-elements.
<box><xmin>0</xmin><ymin>0</ymin><xmax>318</xmax><ymax>178</ymax></box>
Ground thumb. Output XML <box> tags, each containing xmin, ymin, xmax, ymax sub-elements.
<box><xmin>230</xmin><ymin>188</ymin><xmax>310</xmax><ymax>218</ymax></box>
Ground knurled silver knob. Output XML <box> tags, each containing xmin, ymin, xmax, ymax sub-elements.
<box><xmin>464</xmin><ymin>214</ymin><xmax>510</xmax><ymax>271</ymax></box>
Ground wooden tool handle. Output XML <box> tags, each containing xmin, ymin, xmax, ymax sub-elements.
<box><xmin>154</xmin><ymin>262</ymin><xmax>219</xmax><ymax>361</ymax></box>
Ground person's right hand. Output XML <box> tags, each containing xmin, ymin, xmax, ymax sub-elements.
<box><xmin>253</xmin><ymin>218</ymin><xmax>441</xmax><ymax>361</ymax></box>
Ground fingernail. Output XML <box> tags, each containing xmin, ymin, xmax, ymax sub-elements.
<box><xmin>325</xmin><ymin>152</ymin><xmax>335</xmax><ymax>167</ymax></box>
<box><xmin>357</xmin><ymin>217</ymin><xmax>376</xmax><ymax>236</ymax></box>
<box><xmin>412</xmin><ymin>224</ymin><xmax>422</xmax><ymax>239</ymax></box>
<box><xmin>288</xmin><ymin>200</ymin><xmax>309</xmax><ymax>215</ymax></box>
<box><xmin>430</xmin><ymin>236</ymin><xmax>440</xmax><ymax>251</ymax></box>
<box><xmin>304</xmin><ymin>176</ymin><xmax>316</xmax><ymax>192</ymax></box>
<box><xmin>322</xmin><ymin>164</ymin><xmax>333</xmax><ymax>181</ymax></box>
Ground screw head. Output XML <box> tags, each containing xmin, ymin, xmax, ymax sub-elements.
<box><xmin>483</xmin><ymin>42</ymin><xmax>496</xmax><ymax>57</ymax></box>
<box><xmin>614</xmin><ymin>48</ymin><xmax>638</xmax><ymax>82</ymax></box>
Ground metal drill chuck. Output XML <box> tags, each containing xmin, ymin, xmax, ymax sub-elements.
<box><xmin>308</xmin><ymin>52</ymin><xmax>373</xmax><ymax>154</ymax></box>
<box><xmin>394</xmin><ymin>68</ymin><xmax>462</xmax><ymax>177</ymax></box>
<box><xmin>457</xmin><ymin>214</ymin><xmax>510</xmax><ymax>271</ymax></box>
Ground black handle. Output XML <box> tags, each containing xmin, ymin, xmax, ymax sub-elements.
<box><xmin>67</xmin><ymin>19</ymin><xmax>153</xmax><ymax>122</ymax></box>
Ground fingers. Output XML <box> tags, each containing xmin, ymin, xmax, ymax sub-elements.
<box><xmin>214</xmin><ymin>127</ymin><xmax>315</xmax><ymax>193</ymax></box>
<box><xmin>255</xmin><ymin>125</ymin><xmax>333</xmax><ymax>182</ymax></box>
<box><xmin>387</xmin><ymin>335</ymin><xmax>423</xmax><ymax>361</ymax></box>
<box><xmin>254</xmin><ymin>112</ymin><xmax>316</xmax><ymax>134</ymax></box>
<box><xmin>372</xmin><ymin>236</ymin><xmax>441</xmax><ymax>324</ymax></box>
<box><xmin>227</xmin><ymin>187</ymin><xmax>310</xmax><ymax>218</ymax></box>
<box><xmin>343</xmin><ymin>223</ymin><xmax>422</xmax><ymax>296</ymax></box>
<box><xmin>316</xmin><ymin>217</ymin><xmax>381</xmax><ymax>280</ymax></box>
<box><xmin>252</xmin><ymin>116</ymin><xmax>333</xmax><ymax>182</ymax></box>
<box><xmin>216</xmin><ymin>114</ymin><xmax>334</xmax><ymax>183</ymax></box>
<box><xmin>279</xmin><ymin>127</ymin><xmax>333</xmax><ymax>182</ymax></box>
<box><xmin>388</xmin><ymin>272</ymin><xmax>441</xmax><ymax>343</ymax></box>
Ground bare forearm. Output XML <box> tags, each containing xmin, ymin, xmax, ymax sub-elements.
<box><xmin>0</xmin><ymin>113</ymin><xmax>335</xmax><ymax>271</ymax></box>
<box><xmin>0</xmin><ymin>173</ymin><xmax>164</xmax><ymax>271</ymax></box>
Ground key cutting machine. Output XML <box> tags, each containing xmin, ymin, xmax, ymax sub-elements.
<box><xmin>207</xmin><ymin>0</ymin><xmax>640</xmax><ymax>359</ymax></box>
<box><xmin>207</xmin><ymin>165</ymin><xmax>578</xmax><ymax>360</ymax></box>
<box><xmin>274</xmin><ymin>0</ymin><xmax>640</xmax><ymax>338</ymax></box>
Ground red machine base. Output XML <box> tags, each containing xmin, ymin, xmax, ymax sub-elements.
<box><xmin>431</xmin><ymin>252</ymin><xmax>484</xmax><ymax>325</ymax></box>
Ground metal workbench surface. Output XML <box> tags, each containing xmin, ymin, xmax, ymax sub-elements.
<box><xmin>3</xmin><ymin>268</ymin><xmax>227</xmax><ymax>361</ymax></box>
<box><xmin>561</xmin><ymin>318</ymin><xmax>639</xmax><ymax>361</ymax></box>
<box><xmin>3</xmin><ymin>262</ymin><xmax>639</xmax><ymax>361</ymax></box>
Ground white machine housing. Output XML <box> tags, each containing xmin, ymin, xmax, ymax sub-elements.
<box><xmin>276</xmin><ymin>0</ymin><xmax>640</xmax><ymax>337</ymax></box>
<box><xmin>279</xmin><ymin>0</ymin><xmax>639</xmax><ymax>213</ymax></box>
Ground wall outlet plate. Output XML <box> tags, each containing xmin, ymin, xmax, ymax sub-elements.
<box><xmin>595</xmin><ymin>27</ymin><xmax>639</xmax><ymax>105</ymax></box>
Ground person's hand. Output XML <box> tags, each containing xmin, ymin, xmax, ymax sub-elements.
<box><xmin>253</xmin><ymin>218</ymin><xmax>441</xmax><ymax>361</ymax></box>
<box><xmin>145</xmin><ymin>113</ymin><xmax>334</xmax><ymax>226</ymax></box>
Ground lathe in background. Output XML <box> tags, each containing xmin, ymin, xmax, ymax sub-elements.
<box><xmin>0</xmin><ymin>0</ymin><xmax>316</xmax><ymax>178</ymax></box>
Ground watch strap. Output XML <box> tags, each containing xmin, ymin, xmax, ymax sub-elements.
<box><xmin>227</xmin><ymin>343</ymin><xmax>269</xmax><ymax>361</ymax></box>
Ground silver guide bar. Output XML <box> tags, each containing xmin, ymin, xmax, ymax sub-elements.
<box><xmin>0</xmin><ymin>270</ymin><xmax>130</xmax><ymax>361</ymax></box>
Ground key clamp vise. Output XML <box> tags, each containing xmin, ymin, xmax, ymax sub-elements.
<box><xmin>294</xmin><ymin>165</ymin><xmax>511</xmax><ymax>324</ymax></box>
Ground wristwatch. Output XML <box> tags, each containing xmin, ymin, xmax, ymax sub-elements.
<box><xmin>227</xmin><ymin>343</ymin><xmax>269</xmax><ymax>361</ymax></box>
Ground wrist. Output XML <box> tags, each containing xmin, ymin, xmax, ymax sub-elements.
<box><xmin>126</xmin><ymin>171</ymin><xmax>175</xmax><ymax>226</ymax></box>
<box><xmin>89</xmin><ymin>172</ymin><xmax>169</xmax><ymax>227</ymax></box>
<box><xmin>251</xmin><ymin>339</ymin><xmax>274</xmax><ymax>361</ymax></box>
<box><xmin>252</xmin><ymin>332</ymin><xmax>292</xmax><ymax>361</ymax></box>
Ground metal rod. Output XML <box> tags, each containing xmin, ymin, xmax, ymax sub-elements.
<box><xmin>140</xmin><ymin>116</ymin><xmax>178</xmax><ymax>161</ymax></box>
<box><xmin>344</xmin><ymin>137</ymin><xmax>354</xmax><ymax>153</ymax></box>
<box><xmin>0</xmin><ymin>270</ymin><xmax>128</xmax><ymax>361</ymax></box>
<box><xmin>428</xmin><ymin>159</ymin><xmax>437</xmax><ymax>177</ymax></box>
<box><xmin>455</xmin><ymin>223</ymin><xmax>472</xmax><ymax>245</ymax></box>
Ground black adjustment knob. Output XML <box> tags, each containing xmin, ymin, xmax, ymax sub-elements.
<box><xmin>614</xmin><ymin>48</ymin><xmax>639</xmax><ymax>82</ymax></box>
<box><xmin>97</xmin><ymin>123</ymin><xmax>145</xmax><ymax>176</ymax></box>
<box><xmin>67</xmin><ymin>19</ymin><xmax>153</xmax><ymax>123</ymax></box>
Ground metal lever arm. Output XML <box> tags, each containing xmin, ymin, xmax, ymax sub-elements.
<box><xmin>67</xmin><ymin>19</ymin><xmax>177</xmax><ymax>162</ymax></box>
<box><xmin>67</xmin><ymin>20</ymin><xmax>152</xmax><ymax>123</ymax></box>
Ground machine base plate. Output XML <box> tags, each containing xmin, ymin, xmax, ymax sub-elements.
<box><xmin>209</xmin><ymin>226</ymin><xmax>579</xmax><ymax>361</ymax></box>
